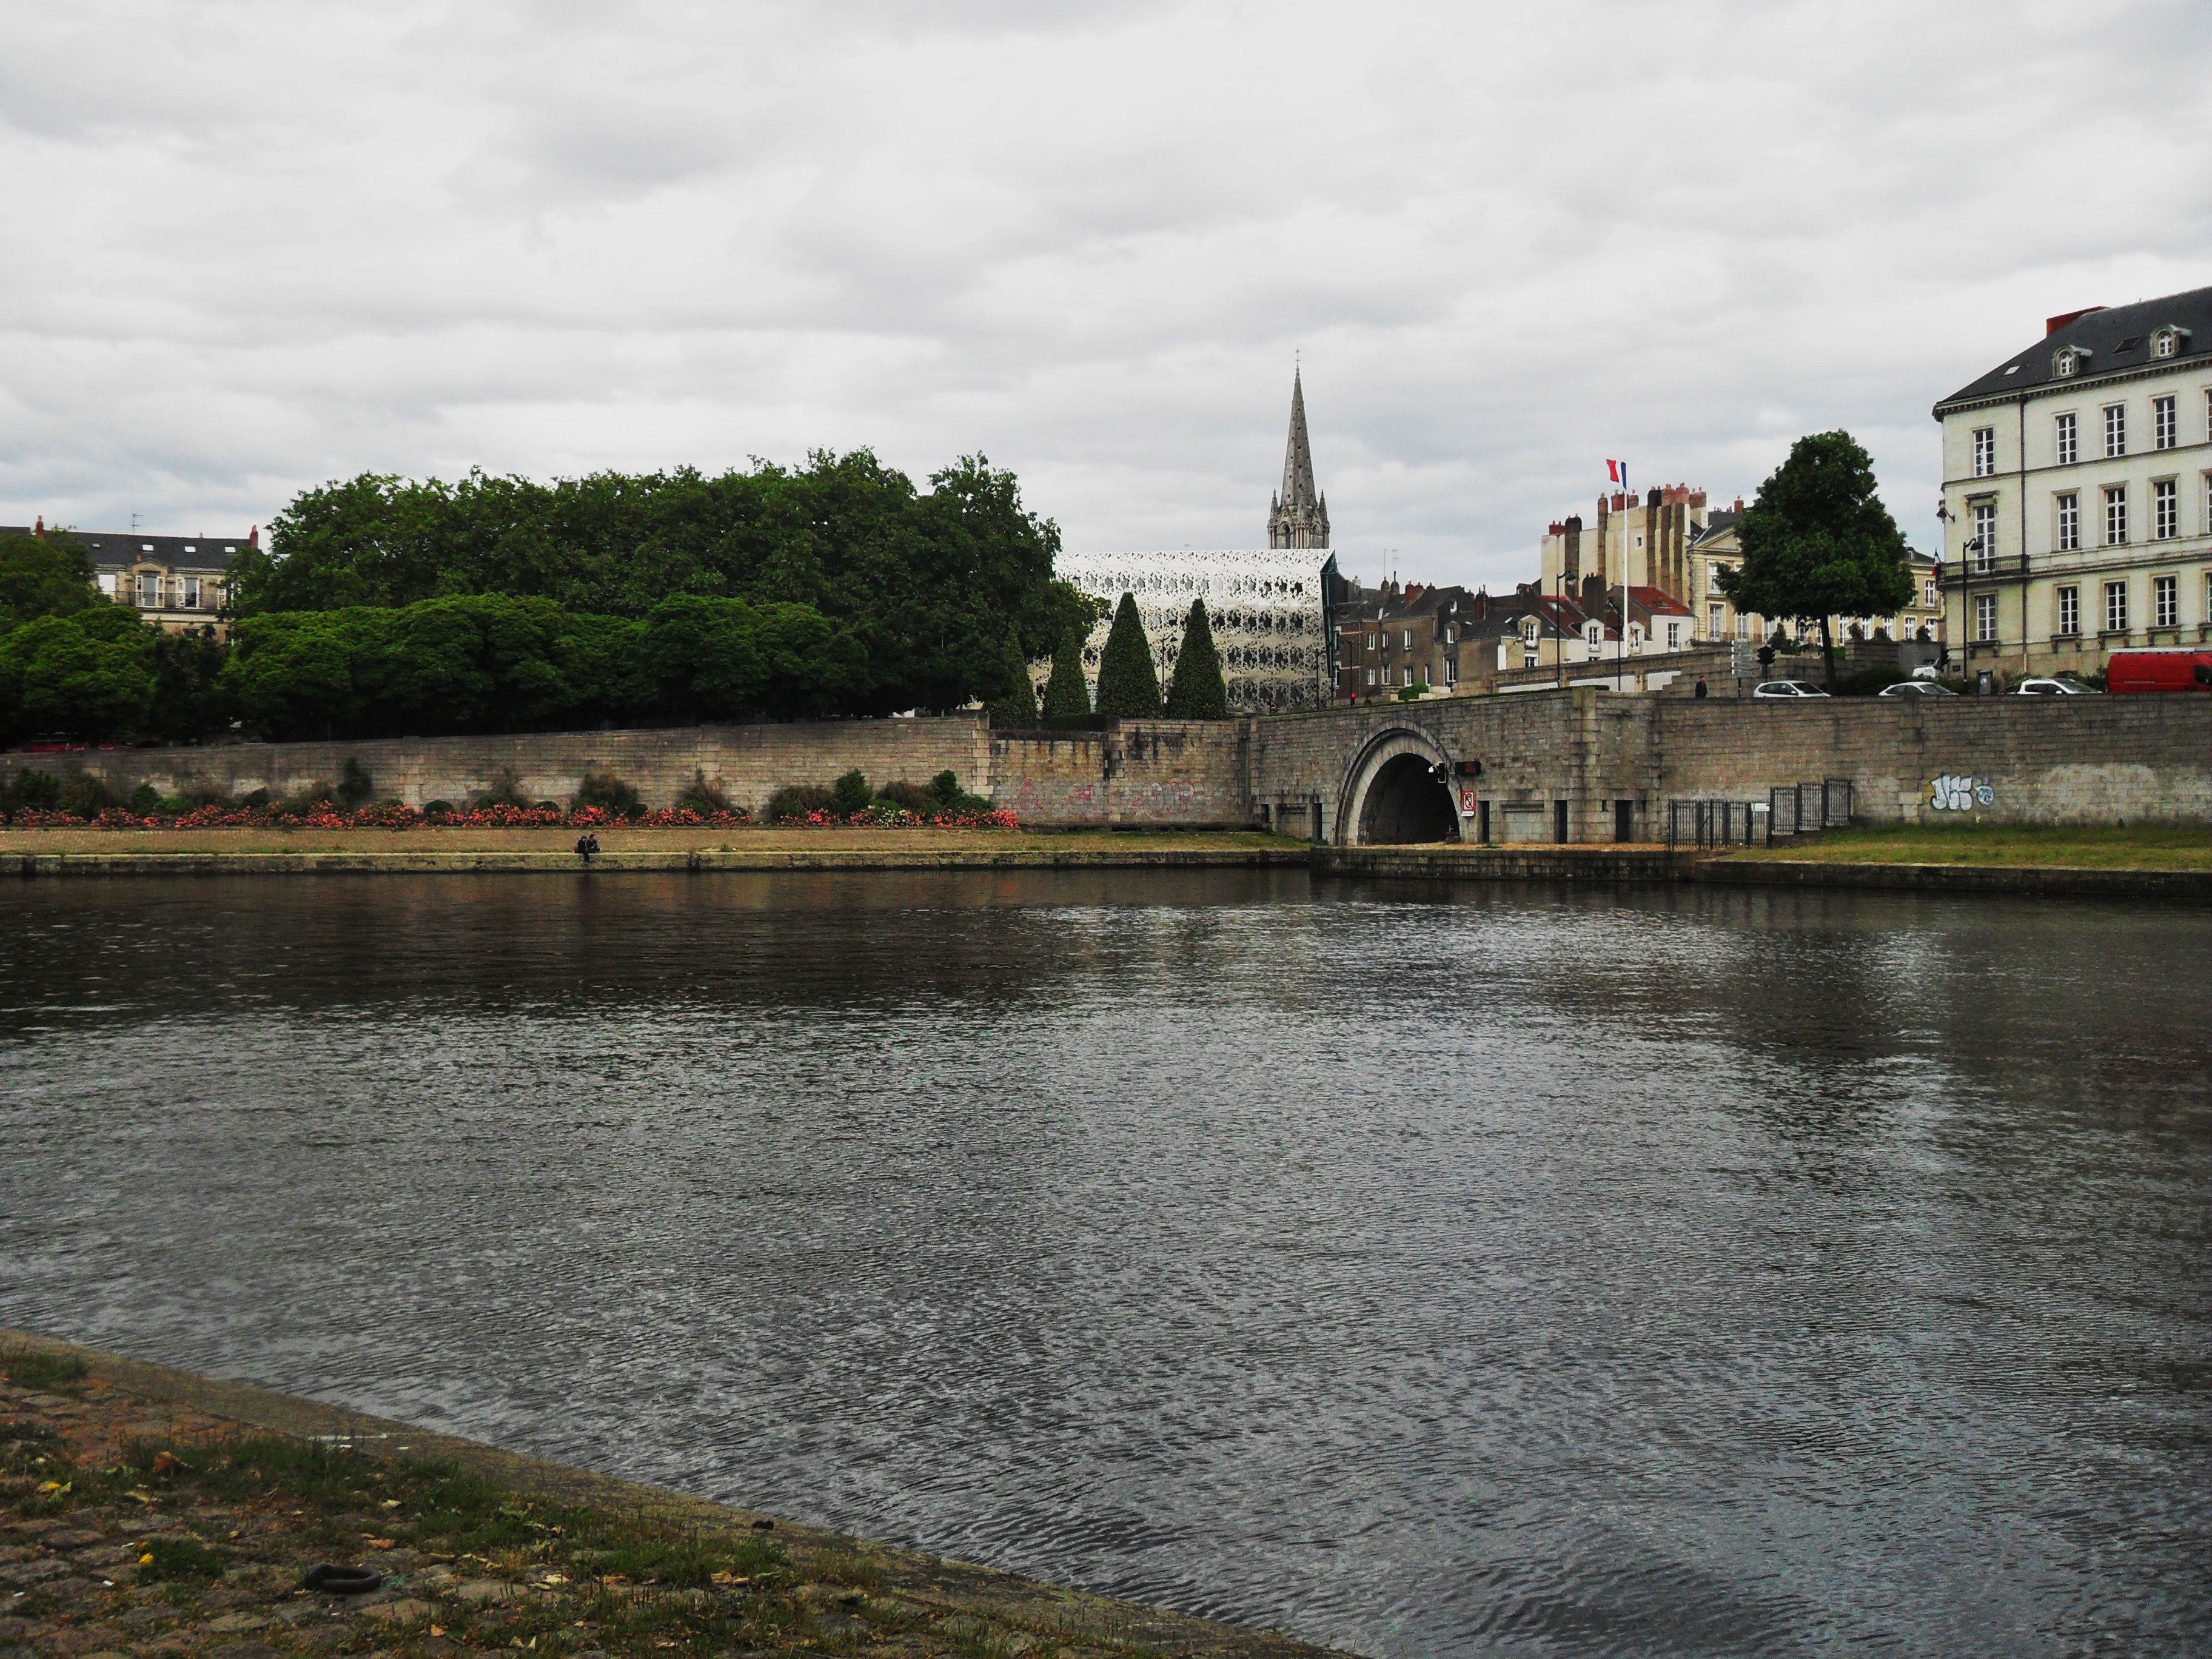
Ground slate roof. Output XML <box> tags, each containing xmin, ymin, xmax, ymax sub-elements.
<box><xmin>1689</xmin><ymin>509</ymin><xmax>1740</xmax><ymax>548</ymax></box>
<box><xmin>1934</xmin><ymin>284</ymin><xmax>2212</xmax><ymax>414</ymax></box>
<box><xmin>0</xmin><ymin>527</ymin><xmax>243</xmax><ymax>574</ymax></box>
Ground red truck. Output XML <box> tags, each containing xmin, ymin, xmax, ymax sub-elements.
<box><xmin>2106</xmin><ymin>648</ymin><xmax>2212</xmax><ymax>694</ymax></box>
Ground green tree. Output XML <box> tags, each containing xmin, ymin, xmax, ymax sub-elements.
<box><xmin>1041</xmin><ymin>626</ymin><xmax>1092</xmax><ymax>725</ymax></box>
<box><xmin>0</xmin><ymin>606</ymin><xmax>157</xmax><ymax>742</ymax></box>
<box><xmin>1093</xmin><ymin>592</ymin><xmax>1161</xmax><ymax>719</ymax></box>
<box><xmin>1164</xmin><ymin>597</ymin><xmax>1228</xmax><ymax>719</ymax></box>
<box><xmin>1716</xmin><ymin>431</ymin><xmax>1915</xmax><ymax>691</ymax></box>
<box><xmin>831</xmin><ymin>769</ymin><xmax>872</xmax><ymax>816</ymax></box>
<box><xmin>0</xmin><ymin>531</ymin><xmax>102</xmax><ymax>631</ymax></box>
<box><xmin>147</xmin><ymin>629</ymin><xmax>230</xmax><ymax>745</ymax></box>
<box><xmin>985</xmin><ymin>630</ymin><xmax>1037</xmax><ymax>726</ymax></box>
<box><xmin>233</xmin><ymin>453</ymin><xmax>1092</xmax><ymax>717</ymax></box>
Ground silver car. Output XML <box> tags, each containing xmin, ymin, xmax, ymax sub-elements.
<box><xmin>1752</xmin><ymin>680</ymin><xmax>1831</xmax><ymax>699</ymax></box>
<box><xmin>1878</xmin><ymin>680</ymin><xmax>1959</xmax><ymax>697</ymax></box>
<box><xmin>2012</xmin><ymin>677</ymin><xmax>2100</xmax><ymax>695</ymax></box>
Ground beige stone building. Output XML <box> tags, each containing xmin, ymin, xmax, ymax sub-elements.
<box><xmin>1936</xmin><ymin>284</ymin><xmax>2212</xmax><ymax>679</ymax></box>
<box><xmin>5</xmin><ymin>519</ymin><xmax>252</xmax><ymax>637</ymax></box>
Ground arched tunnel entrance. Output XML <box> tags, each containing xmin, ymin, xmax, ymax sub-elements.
<box><xmin>1358</xmin><ymin>752</ymin><xmax>1461</xmax><ymax>844</ymax></box>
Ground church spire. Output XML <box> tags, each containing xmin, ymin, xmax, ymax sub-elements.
<box><xmin>1267</xmin><ymin>365</ymin><xmax>1330</xmax><ymax>549</ymax></box>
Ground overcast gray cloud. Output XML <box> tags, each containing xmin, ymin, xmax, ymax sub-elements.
<box><xmin>3</xmin><ymin>0</ymin><xmax>2208</xmax><ymax>588</ymax></box>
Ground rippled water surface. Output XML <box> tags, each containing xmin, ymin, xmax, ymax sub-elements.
<box><xmin>3</xmin><ymin>872</ymin><xmax>2210</xmax><ymax>1656</ymax></box>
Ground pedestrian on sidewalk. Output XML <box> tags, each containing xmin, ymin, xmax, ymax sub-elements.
<box><xmin>1694</xmin><ymin>675</ymin><xmax>1709</xmax><ymax>699</ymax></box>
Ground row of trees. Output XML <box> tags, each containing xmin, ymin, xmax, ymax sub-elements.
<box><xmin>231</xmin><ymin>452</ymin><xmax>1098</xmax><ymax>717</ymax></box>
<box><xmin>1032</xmin><ymin>594</ymin><xmax>1229</xmax><ymax>724</ymax></box>
<box><xmin>0</xmin><ymin>532</ymin><xmax>1233</xmax><ymax>744</ymax></box>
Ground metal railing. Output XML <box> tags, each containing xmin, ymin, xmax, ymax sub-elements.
<box><xmin>1769</xmin><ymin>779</ymin><xmax>1852</xmax><ymax>836</ymax></box>
<box><xmin>1667</xmin><ymin>799</ymin><xmax>1762</xmax><ymax>850</ymax></box>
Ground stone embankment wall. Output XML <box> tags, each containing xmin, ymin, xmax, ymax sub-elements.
<box><xmin>1647</xmin><ymin>695</ymin><xmax>2212</xmax><ymax>825</ymax></box>
<box><xmin>5</xmin><ymin>692</ymin><xmax>2209</xmax><ymax>835</ymax></box>
<box><xmin>0</xmin><ymin>717</ymin><xmax>1256</xmax><ymax>826</ymax></box>
<box><xmin>991</xmin><ymin>722</ymin><xmax>1250</xmax><ymax>826</ymax></box>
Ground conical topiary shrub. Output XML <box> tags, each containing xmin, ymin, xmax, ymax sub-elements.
<box><xmin>1164</xmin><ymin>597</ymin><xmax>1228</xmax><ymax>719</ymax></box>
<box><xmin>1094</xmin><ymin>592</ymin><xmax>1161</xmax><ymax>719</ymax></box>
<box><xmin>1042</xmin><ymin>626</ymin><xmax>1092</xmax><ymax>725</ymax></box>
<box><xmin>985</xmin><ymin>630</ymin><xmax>1037</xmax><ymax>726</ymax></box>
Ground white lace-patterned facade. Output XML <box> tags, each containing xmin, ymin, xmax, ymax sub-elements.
<box><xmin>1048</xmin><ymin>550</ymin><xmax>1329</xmax><ymax>713</ymax></box>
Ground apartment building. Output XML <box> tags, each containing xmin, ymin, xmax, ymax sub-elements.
<box><xmin>4</xmin><ymin>518</ymin><xmax>252</xmax><ymax>637</ymax></box>
<box><xmin>1935</xmin><ymin>286</ymin><xmax>2212</xmax><ymax>677</ymax></box>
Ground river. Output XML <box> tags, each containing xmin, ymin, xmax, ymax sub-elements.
<box><xmin>2</xmin><ymin>871</ymin><xmax>2208</xmax><ymax>1657</ymax></box>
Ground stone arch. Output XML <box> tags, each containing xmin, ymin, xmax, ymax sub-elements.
<box><xmin>1335</xmin><ymin>726</ymin><xmax>1465</xmax><ymax>846</ymax></box>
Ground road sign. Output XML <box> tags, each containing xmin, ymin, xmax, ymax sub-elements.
<box><xmin>1729</xmin><ymin>640</ymin><xmax>1757</xmax><ymax>677</ymax></box>
<box><xmin>1460</xmin><ymin>789</ymin><xmax>1478</xmax><ymax>817</ymax></box>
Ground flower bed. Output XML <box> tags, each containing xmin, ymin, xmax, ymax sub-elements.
<box><xmin>0</xmin><ymin>800</ymin><xmax>1021</xmax><ymax>831</ymax></box>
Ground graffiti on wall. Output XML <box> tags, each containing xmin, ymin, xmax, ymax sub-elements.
<box><xmin>1929</xmin><ymin>773</ymin><xmax>1994</xmax><ymax>811</ymax></box>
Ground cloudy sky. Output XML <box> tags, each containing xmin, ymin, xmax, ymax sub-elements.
<box><xmin>4</xmin><ymin>0</ymin><xmax>2208</xmax><ymax>589</ymax></box>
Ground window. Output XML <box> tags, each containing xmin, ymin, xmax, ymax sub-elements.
<box><xmin>2104</xmin><ymin>403</ymin><xmax>2126</xmax><ymax>458</ymax></box>
<box><xmin>184</xmin><ymin>576</ymin><xmax>201</xmax><ymax>609</ymax></box>
<box><xmin>1971</xmin><ymin>502</ymin><xmax>1997</xmax><ymax>571</ymax></box>
<box><xmin>1972</xmin><ymin>426</ymin><xmax>1996</xmax><ymax>477</ymax></box>
<box><xmin>1444</xmin><ymin>659</ymin><xmax>1456</xmax><ymax>685</ymax></box>
<box><xmin>1975</xmin><ymin>593</ymin><xmax>1997</xmax><ymax>642</ymax></box>
<box><xmin>1402</xmin><ymin>628</ymin><xmax>1413</xmax><ymax>650</ymax></box>
<box><xmin>2153</xmin><ymin>326</ymin><xmax>2183</xmax><ymax>360</ymax></box>
<box><xmin>2155</xmin><ymin>574</ymin><xmax>2179</xmax><ymax>628</ymax></box>
<box><xmin>1708</xmin><ymin>602</ymin><xmax>1724</xmax><ymax>637</ymax></box>
<box><xmin>2155</xmin><ymin>394</ymin><xmax>2177</xmax><ymax>450</ymax></box>
<box><xmin>1523</xmin><ymin>651</ymin><xmax>1537</xmax><ymax>669</ymax></box>
<box><xmin>1923</xmin><ymin>578</ymin><xmax>1939</xmax><ymax>607</ymax></box>
<box><xmin>2054</xmin><ymin>412</ymin><xmax>2077</xmax><ymax>465</ymax></box>
<box><xmin>1666</xmin><ymin>622</ymin><xmax>1682</xmax><ymax>649</ymax></box>
<box><xmin>1365</xmin><ymin>667</ymin><xmax>1376</xmax><ymax>686</ymax></box>
<box><xmin>2055</xmin><ymin>348</ymin><xmax>2080</xmax><ymax>377</ymax></box>
<box><xmin>1364</xmin><ymin>632</ymin><xmax>1376</xmax><ymax>652</ymax></box>
<box><xmin>2057</xmin><ymin>585</ymin><xmax>2080</xmax><ymax>635</ymax></box>
<box><xmin>2155</xmin><ymin>478</ymin><xmax>2178</xmax><ymax>539</ymax></box>
<box><xmin>2105</xmin><ymin>486</ymin><xmax>2128</xmax><ymax>545</ymax></box>
<box><xmin>135</xmin><ymin>572</ymin><xmax>161</xmax><ymax>608</ymax></box>
<box><xmin>2056</xmin><ymin>491</ymin><xmax>2079</xmax><ymax>551</ymax></box>
<box><xmin>2105</xmin><ymin>580</ymin><xmax>2128</xmax><ymax>633</ymax></box>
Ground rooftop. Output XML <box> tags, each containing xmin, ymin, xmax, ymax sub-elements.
<box><xmin>1934</xmin><ymin>283</ymin><xmax>2212</xmax><ymax>413</ymax></box>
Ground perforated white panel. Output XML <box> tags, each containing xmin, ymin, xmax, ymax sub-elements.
<box><xmin>1048</xmin><ymin>550</ymin><xmax>1329</xmax><ymax>713</ymax></box>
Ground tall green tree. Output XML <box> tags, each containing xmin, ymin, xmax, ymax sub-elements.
<box><xmin>1164</xmin><ymin>597</ymin><xmax>1228</xmax><ymax>719</ymax></box>
<box><xmin>1716</xmin><ymin>431</ymin><xmax>1915</xmax><ymax>690</ymax></box>
<box><xmin>0</xmin><ymin>606</ymin><xmax>157</xmax><ymax>742</ymax></box>
<box><xmin>0</xmin><ymin>531</ymin><xmax>101</xmax><ymax>631</ymax></box>
<box><xmin>985</xmin><ymin>629</ymin><xmax>1037</xmax><ymax>726</ymax></box>
<box><xmin>1041</xmin><ymin>626</ymin><xmax>1092</xmax><ymax>725</ymax></box>
<box><xmin>1093</xmin><ymin>592</ymin><xmax>1161</xmax><ymax>719</ymax></box>
<box><xmin>232</xmin><ymin>453</ymin><xmax>1092</xmax><ymax>716</ymax></box>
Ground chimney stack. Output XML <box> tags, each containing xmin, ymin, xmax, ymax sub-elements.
<box><xmin>33</xmin><ymin>515</ymin><xmax>44</xmax><ymax>537</ymax></box>
<box><xmin>249</xmin><ymin>525</ymin><xmax>260</xmax><ymax>547</ymax></box>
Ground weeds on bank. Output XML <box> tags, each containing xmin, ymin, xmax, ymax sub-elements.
<box><xmin>0</xmin><ymin>1348</ymin><xmax>89</xmax><ymax>1391</ymax></box>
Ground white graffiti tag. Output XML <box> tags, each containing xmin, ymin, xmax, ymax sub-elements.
<box><xmin>1929</xmin><ymin>773</ymin><xmax>1993</xmax><ymax>811</ymax></box>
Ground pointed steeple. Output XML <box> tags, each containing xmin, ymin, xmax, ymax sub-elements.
<box><xmin>1267</xmin><ymin>366</ymin><xmax>1330</xmax><ymax>549</ymax></box>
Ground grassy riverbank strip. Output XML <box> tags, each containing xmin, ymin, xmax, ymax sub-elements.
<box><xmin>1725</xmin><ymin>823</ymin><xmax>2212</xmax><ymax>870</ymax></box>
<box><xmin>1</xmin><ymin>1330</ymin><xmax>1341</xmax><ymax>1659</ymax></box>
<box><xmin>1</xmin><ymin>825</ymin><xmax>1313</xmax><ymax>876</ymax></box>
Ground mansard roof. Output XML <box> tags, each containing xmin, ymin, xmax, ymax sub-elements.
<box><xmin>1</xmin><ymin>526</ymin><xmax>247</xmax><ymax>573</ymax></box>
<box><xmin>1934</xmin><ymin>284</ymin><xmax>2212</xmax><ymax>414</ymax></box>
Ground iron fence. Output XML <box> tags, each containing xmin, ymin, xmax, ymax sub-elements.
<box><xmin>1667</xmin><ymin>799</ymin><xmax>1762</xmax><ymax>850</ymax></box>
<box><xmin>1769</xmin><ymin>779</ymin><xmax>1853</xmax><ymax>836</ymax></box>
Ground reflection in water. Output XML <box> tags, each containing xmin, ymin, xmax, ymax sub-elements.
<box><xmin>2</xmin><ymin>873</ymin><xmax>2208</xmax><ymax>1658</ymax></box>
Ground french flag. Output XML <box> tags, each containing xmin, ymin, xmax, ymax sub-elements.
<box><xmin>1606</xmin><ymin>459</ymin><xmax>1628</xmax><ymax>489</ymax></box>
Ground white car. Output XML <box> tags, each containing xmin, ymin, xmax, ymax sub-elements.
<box><xmin>1878</xmin><ymin>680</ymin><xmax>1958</xmax><ymax>697</ymax></box>
<box><xmin>1752</xmin><ymin>680</ymin><xmax>1831</xmax><ymax>699</ymax></box>
<box><xmin>2012</xmin><ymin>677</ymin><xmax>2100</xmax><ymax>696</ymax></box>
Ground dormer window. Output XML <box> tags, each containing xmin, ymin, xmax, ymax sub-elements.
<box><xmin>2054</xmin><ymin>346</ymin><xmax>2091</xmax><ymax>377</ymax></box>
<box><xmin>2151</xmin><ymin>324</ymin><xmax>2190</xmax><ymax>360</ymax></box>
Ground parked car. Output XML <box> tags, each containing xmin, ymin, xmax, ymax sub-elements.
<box><xmin>2106</xmin><ymin>648</ymin><xmax>2212</xmax><ymax>694</ymax></box>
<box><xmin>1877</xmin><ymin>680</ymin><xmax>1958</xmax><ymax>697</ymax></box>
<box><xmin>2011</xmin><ymin>677</ymin><xmax>2101</xmax><ymax>696</ymax></box>
<box><xmin>1752</xmin><ymin>680</ymin><xmax>1831</xmax><ymax>699</ymax></box>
